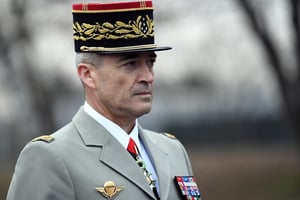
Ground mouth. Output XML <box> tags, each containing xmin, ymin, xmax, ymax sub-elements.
<box><xmin>134</xmin><ymin>91</ymin><xmax>152</xmax><ymax>96</ymax></box>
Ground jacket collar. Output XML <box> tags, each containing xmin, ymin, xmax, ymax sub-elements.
<box><xmin>72</xmin><ymin>107</ymin><xmax>156</xmax><ymax>199</ymax></box>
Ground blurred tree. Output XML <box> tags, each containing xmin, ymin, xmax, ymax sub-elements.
<box><xmin>0</xmin><ymin>0</ymin><xmax>72</xmax><ymax>157</ymax></box>
<box><xmin>236</xmin><ymin>0</ymin><xmax>300</xmax><ymax>146</ymax></box>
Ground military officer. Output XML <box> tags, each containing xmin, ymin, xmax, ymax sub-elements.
<box><xmin>7</xmin><ymin>1</ymin><xmax>201</xmax><ymax>200</ymax></box>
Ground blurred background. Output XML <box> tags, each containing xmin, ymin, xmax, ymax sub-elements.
<box><xmin>1</xmin><ymin>0</ymin><xmax>300</xmax><ymax>199</ymax></box>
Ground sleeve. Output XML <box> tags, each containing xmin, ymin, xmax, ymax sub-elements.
<box><xmin>6</xmin><ymin>141</ymin><xmax>75</xmax><ymax>200</ymax></box>
<box><xmin>177</xmin><ymin>139</ymin><xmax>194</xmax><ymax>175</ymax></box>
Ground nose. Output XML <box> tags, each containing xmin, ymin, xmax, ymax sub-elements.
<box><xmin>138</xmin><ymin>63</ymin><xmax>154</xmax><ymax>84</ymax></box>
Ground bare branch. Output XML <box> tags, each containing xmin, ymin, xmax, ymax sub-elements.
<box><xmin>291</xmin><ymin>0</ymin><xmax>300</xmax><ymax>83</ymax></box>
<box><xmin>236</xmin><ymin>0</ymin><xmax>289</xmax><ymax>99</ymax></box>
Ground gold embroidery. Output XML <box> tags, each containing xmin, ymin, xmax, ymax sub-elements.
<box><xmin>31</xmin><ymin>135</ymin><xmax>55</xmax><ymax>143</ymax></box>
<box><xmin>164</xmin><ymin>132</ymin><xmax>176</xmax><ymax>139</ymax></box>
<box><xmin>80</xmin><ymin>44</ymin><xmax>157</xmax><ymax>52</ymax></box>
<box><xmin>140</xmin><ymin>1</ymin><xmax>146</xmax><ymax>8</ymax></box>
<box><xmin>82</xmin><ymin>3</ymin><xmax>88</xmax><ymax>11</ymax></box>
<box><xmin>73</xmin><ymin>15</ymin><xmax>154</xmax><ymax>41</ymax></box>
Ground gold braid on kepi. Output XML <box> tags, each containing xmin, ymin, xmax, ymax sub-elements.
<box><xmin>72</xmin><ymin>1</ymin><xmax>171</xmax><ymax>54</ymax></box>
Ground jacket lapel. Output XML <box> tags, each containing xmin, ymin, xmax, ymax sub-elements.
<box><xmin>99</xmin><ymin>136</ymin><xmax>155</xmax><ymax>199</ymax></box>
<box><xmin>139</xmin><ymin>128</ymin><xmax>172</xmax><ymax>200</ymax></box>
<box><xmin>72</xmin><ymin>108</ymin><xmax>155</xmax><ymax>199</ymax></box>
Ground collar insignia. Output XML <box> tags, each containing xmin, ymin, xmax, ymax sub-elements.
<box><xmin>96</xmin><ymin>181</ymin><xmax>124</xmax><ymax>199</ymax></box>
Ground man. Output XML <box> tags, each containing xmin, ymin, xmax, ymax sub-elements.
<box><xmin>7</xmin><ymin>1</ymin><xmax>201</xmax><ymax>200</ymax></box>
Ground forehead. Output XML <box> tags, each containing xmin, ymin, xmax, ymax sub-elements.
<box><xmin>103</xmin><ymin>51</ymin><xmax>157</xmax><ymax>61</ymax></box>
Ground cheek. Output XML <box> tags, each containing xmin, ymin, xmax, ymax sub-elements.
<box><xmin>116</xmin><ymin>77</ymin><xmax>127</xmax><ymax>86</ymax></box>
<box><xmin>100</xmin><ymin>77</ymin><xmax>131</xmax><ymax>100</ymax></box>
<box><xmin>120</xmin><ymin>80</ymin><xmax>140</xmax><ymax>103</ymax></box>
<box><xmin>116</xmin><ymin>75</ymin><xmax>135</xmax><ymax>91</ymax></box>
<box><xmin>98</xmin><ymin>71</ymin><xmax>135</xmax><ymax>98</ymax></box>
<box><xmin>118</xmin><ymin>79</ymin><xmax>132</xmax><ymax>99</ymax></box>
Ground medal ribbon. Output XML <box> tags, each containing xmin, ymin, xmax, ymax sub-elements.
<box><xmin>127</xmin><ymin>138</ymin><xmax>160</xmax><ymax>200</ymax></box>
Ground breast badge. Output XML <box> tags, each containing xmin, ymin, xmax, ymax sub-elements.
<box><xmin>174</xmin><ymin>176</ymin><xmax>201</xmax><ymax>200</ymax></box>
<box><xmin>96</xmin><ymin>181</ymin><xmax>124</xmax><ymax>199</ymax></box>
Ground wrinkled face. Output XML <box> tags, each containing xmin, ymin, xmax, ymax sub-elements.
<box><xmin>91</xmin><ymin>52</ymin><xmax>157</xmax><ymax>120</ymax></box>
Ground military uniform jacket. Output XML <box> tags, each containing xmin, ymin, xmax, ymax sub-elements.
<box><xmin>7</xmin><ymin>108</ymin><xmax>194</xmax><ymax>200</ymax></box>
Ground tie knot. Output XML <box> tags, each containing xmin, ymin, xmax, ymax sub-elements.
<box><xmin>127</xmin><ymin>138</ymin><xmax>138</xmax><ymax>155</ymax></box>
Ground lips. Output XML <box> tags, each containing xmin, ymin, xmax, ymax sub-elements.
<box><xmin>134</xmin><ymin>91</ymin><xmax>152</xmax><ymax>96</ymax></box>
<box><xmin>133</xmin><ymin>85</ymin><xmax>153</xmax><ymax>96</ymax></box>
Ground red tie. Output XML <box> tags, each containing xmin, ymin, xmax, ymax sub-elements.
<box><xmin>127</xmin><ymin>137</ymin><xmax>138</xmax><ymax>156</ymax></box>
<box><xmin>126</xmin><ymin>137</ymin><xmax>160</xmax><ymax>200</ymax></box>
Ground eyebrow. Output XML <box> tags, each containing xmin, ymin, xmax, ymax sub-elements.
<box><xmin>118</xmin><ymin>53</ymin><xmax>138</xmax><ymax>62</ymax></box>
<box><xmin>117</xmin><ymin>52</ymin><xmax>157</xmax><ymax>63</ymax></box>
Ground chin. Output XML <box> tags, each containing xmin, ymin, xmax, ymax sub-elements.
<box><xmin>135</xmin><ymin>105</ymin><xmax>152</xmax><ymax>117</ymax></box>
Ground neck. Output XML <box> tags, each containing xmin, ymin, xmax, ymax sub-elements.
<box><xmin>116</xmin><ymin>119</ymin><xmax>136</xmax><ymax>133</ymax></box>
<box><xmin>86</xmin><ymin>99</ymin><xmax>136</xmax><ymax>134</ymax></box>
<box><xmin>104</xmin><ymin>115</ymin><xmax>136</xmax><ymax>134</ymax></box>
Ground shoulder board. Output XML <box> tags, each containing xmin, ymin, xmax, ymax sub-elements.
<box><xmin>31</xmin><ymin>135</ymin><xmax>55</xmax><ymax>143</ymax></box>
<box><xmin>163</xmin><ymin>132</ymin><xmax>176</xmax><ymax>139</ymax></box>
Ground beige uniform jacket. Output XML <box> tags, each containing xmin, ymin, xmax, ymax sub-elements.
<box><xmin>7</xmin><ymin>107</ymin><xmax>194</xmax><ymax>200</ymax></box>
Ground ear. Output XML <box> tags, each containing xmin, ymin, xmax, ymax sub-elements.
<box><xmin>77</xmin><ymin>63</ymin><xmax>97</xmax><ymax>89</ymax></box>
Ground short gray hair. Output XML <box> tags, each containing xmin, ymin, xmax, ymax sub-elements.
<box><xmin>75</xmin><ymin>52</ymin><xmax>102</xmax><ymax>67</ymax></box>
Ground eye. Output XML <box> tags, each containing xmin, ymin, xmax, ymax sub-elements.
<box><xmin>121</xmin><ymin>60</ymin><xmax>137</xmax><ymax>71</ymax></box>
<box><xmin>150</xmin><ymin>58</ymin><xmax>156</xmax><ymax>65</ymax></box>
<box><xmin>147</xmin><ymin>58</ymin><xmax>156</xmax><ymax>69</ymax></box>
<box><xmin>124</xmin><ymin>60</ymin><xmax>136</xmax><ymax>68</ymax></box>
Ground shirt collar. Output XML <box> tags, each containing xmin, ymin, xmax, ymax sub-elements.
<box><xmin>83</xmin><ymin>101</ymin><xmax>140</xmax><ymax>149</ymax></box>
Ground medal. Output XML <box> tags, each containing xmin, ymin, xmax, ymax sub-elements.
<box><xmin>174</xmin><ymin>176</ymin><xmax>201</xmax><ymax>200</ymax></box>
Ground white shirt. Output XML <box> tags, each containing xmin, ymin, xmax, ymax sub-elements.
<box><xmin>83</xmin><ymin>102</ymin><xmax>160</xmax><ymax>192</ymax></box>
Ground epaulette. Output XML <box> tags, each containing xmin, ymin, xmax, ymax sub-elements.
<box><xmin>31</xmin><ymin>135</ymin><xmax>55</xmax><ymax>143</ymax></box>
<box><xmin>163</xmin><ymin>132</ymin><xmax>176</xmax><ymax>139</ymax></box>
